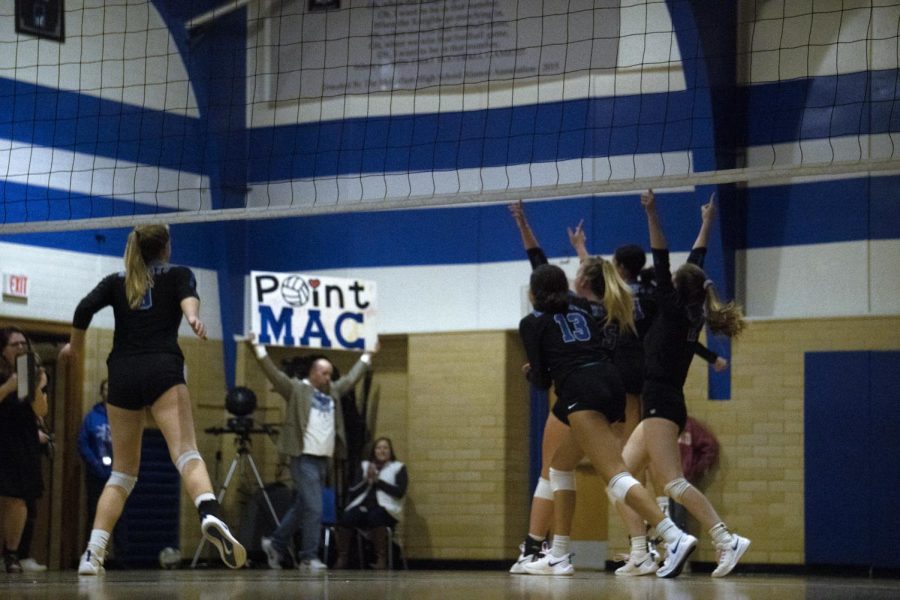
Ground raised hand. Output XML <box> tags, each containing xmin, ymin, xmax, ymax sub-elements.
<box><xmin>567</xmin><ymin>219</ymin><xmax>588</xmax><ymax>260</ymax></box>
<box><xmin>701</xmin><ymin>191</ymin><xmax>717</xmax><ymax>223</ymax></box>
<box><xmin>640</xmin><ymin>189</ymin><xmax>656</xmax><ymax>212</ymax></box>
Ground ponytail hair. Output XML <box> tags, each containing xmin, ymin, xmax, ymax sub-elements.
<box><xmin>580</xmin><ymin>256</ymin><xmax>636</xmax><ymax>335</ymax></box>
<box><xmin>704</xmin><ymin>282</ymin><xmax>746</xmax><ymax>338</ymax></box>
<box><xmin>124</xmin><ymin>224</ymin><xmax>169</xmax><ymax>309</ymax></box>
<box><xmin>674</xmin><ymin>263</ymin><xmax>746</xmax><ymax>338</ymax></box>
<box><xmin>529</xmin><ymin>264</ymin><xmax>570</xmax><ymax>313</ymax></box>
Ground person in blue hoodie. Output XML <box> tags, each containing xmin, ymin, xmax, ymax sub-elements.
<box><xmin>77</xmin><ymin>379</ymin><xmax>128</xmax><ymax>566</ymax></box>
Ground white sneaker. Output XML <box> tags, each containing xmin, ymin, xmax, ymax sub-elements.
<box><xmin>522</xmin><ymin>552</ymin><xmax>574</xmax><ymax>576</ymax></box>
<box><xmin>201</xmin><ymin>514</ymin><xmax>246</xmax><ymax>569</ymax></box>
<box><xmin>509</xmin><ymin>541</ymin><xmax>547</xmax><ymax>574</ymax></box>
<box><xmin>615</xmin><ymin>552</ymin><xmax>659</xmax><ymax>576</ymax></box>
<box><xmin>78</xmin><ymin>550</ymin><xmax>105</xmax><ymax>576</ymax></box>
<box><xmin>711</xmin><ymin>535</ymin><xmax>750</xmax><ymax>577</ymax></box>
<box><xmin>656</xmin><ymin>533</ymin><xmax>696</xmax><ymax>578</ymax></box>
<box><xmin>260</xmin><ymin>537</ymin><xmax>284</xmax><ymax>570</ymax></box>
<box><xmin>298</xmin><ymin>557</ymin><xmax>328</xmax><ymax>573</ymax></box>
<box><xmin>20</xmin><ymin>558</ymin><xmax>48</xmax><ymax>573</ymax></box>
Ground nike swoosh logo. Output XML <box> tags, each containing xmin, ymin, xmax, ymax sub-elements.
<box><xmin>548</xmin><ymin>558</ymin><xmax>567</xmax><ymax>567</ymax></box>
<box><xmin>670</xmin><ymin>539</ymin><xmax>680</xmax><ymax>553</ymax></box>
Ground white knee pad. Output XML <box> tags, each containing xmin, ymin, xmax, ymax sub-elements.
<box><xmin>607</xmin><ymin>472</ymin><xmax>640</xmax><ymax>504</ymax></box>
<box><xmin>664</xmin><ymin>477</ymin><xmax>693</xmax><ymax>503</ymax></box>
<box><xmin>175</xmin><ymin>450</ymin><xmax>203</xmax><ymax>474</ymax></box>
<box><xmin>533</xmin><ymin>477</ymin><xmax>554</xmax><ymax>501</ymax></box>
<box><xmin>105</xmin><ymin>471</ymin><xmax>137</xmax><ymax>495</ymax></box>
<box><xmin>549</xmin><ymin>468</ymin><xmax>576</xmax><ymax>492</ymax></box>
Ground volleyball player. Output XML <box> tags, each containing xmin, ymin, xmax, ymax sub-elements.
<box><xmin>518</xmin><ymin>259</ymin><xmax>697</xmax><ymax>578</ymax></box>
<box><xmin>616</xmin><ymin>190</ymin><xmax>750</xmax><ymax>578</ymax></box>
<box><xmin>61</xmin><ymin>224</ymin><xmax>246</xmax><ymax>575</ymax></box>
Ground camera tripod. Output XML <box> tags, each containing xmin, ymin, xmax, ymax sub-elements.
<box><xmin>190</xmin><ymin>429</ymin><xmax>281</xmax><ymax>568</ymax></box>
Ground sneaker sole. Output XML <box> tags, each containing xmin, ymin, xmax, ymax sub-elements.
<box><xmin>203</xmin><ymin>521</ymin><xmax>247</xmax><ymax>569</ymax></box>
<box><xmin>711</xmin><ymin>538</ymin><xmax>751</xmax><ymax>578</ymax></box>
<box><xmin>657</xmin><ymin>540</ymin><xmax>696</xmax><ymax>578</ymax></box>
<box><xmin>615</xmin><ymin>565</ymin><xmax>658</xmax><ymax>576</ymax></box>
<box><xmin>522</xmin><ymin>567</ymin><xmax>575</xmax><ymax>576</ymax></box>
<box><xmin>77</xmin><ymin>565</ymin><xmax>104</xmax><ymax>576</ymax></box>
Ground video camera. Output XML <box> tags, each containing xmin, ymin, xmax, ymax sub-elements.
<box><xmin>204</xmin><ymin>387</ymin><xmax>277</xmax><ymax>440</ymax></box>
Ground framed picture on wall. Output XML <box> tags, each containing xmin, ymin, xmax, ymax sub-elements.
<box><xmin>15</xmin><ymin>0</ymin><xmax>65</xmax><ymax>42</ymax></box>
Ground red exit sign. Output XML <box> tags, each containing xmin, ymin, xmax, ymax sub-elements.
<box><xmin>3</xmin><ymin>274</ymin><xmax>28</xmax><ymax>298</ymax></box>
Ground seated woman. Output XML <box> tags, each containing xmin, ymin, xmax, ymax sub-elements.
<box><xmin>333</xmin><ymin>437</ymin><xmax>407</xmax><ymax>569</ymax></box>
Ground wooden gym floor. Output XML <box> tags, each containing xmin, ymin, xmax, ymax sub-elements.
<box><xmin>2</xmin><ymin>569</ymin><xmax>899</xmax><ymax>599</ymax></box>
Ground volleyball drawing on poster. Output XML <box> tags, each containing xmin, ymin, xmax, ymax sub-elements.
<box><xmin>251</xmin><ymin>271</ymin><xmax>377</xmax><ymax>351</ymax></box>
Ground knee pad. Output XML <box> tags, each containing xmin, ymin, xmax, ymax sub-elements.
<box><xmin>664</xmin><ymin>477</ymin><xmax>692</xmax><ymax>503</ymax></box>
<box><xmin>607</xmin><ymin>472</ymin><xmax>640</xmax><ymax>504</ymax></box>
<box><xmin>105</xmin><ymin>471</ymin><xmax>137</xmax><ymax>495</ymax></box>
<box><xmin>175</xmin><ymin>450</ymin><xmax>203</xmax><ymax>474</ymax></box>
<box><xmin>533</xmin><ymin>477</ymin><xmax>554</xmax><ymax>501</ymax></box>
<box><xmin>549</xmin><ymin>468</ymin><xmax>576</xmax><ymax>492</ymax></box>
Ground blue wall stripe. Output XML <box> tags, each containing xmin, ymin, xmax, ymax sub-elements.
<box><xmin>4</xmin><ymin>70</ymin><xmax>899</xmax><ymax>187</ymax></box>
<box><xmin>739</xmin><ymin>177</ymin><xmax>898</xmax><ymax>249</ymax></box>
<box><xmin>245</xmin><ymin>92</ymin><xmax>710</xmax><ymax>182</ymax></box>
<box><xmin>0</xmin><ymin>77</ymin><xmax>205</xmax><ymax>174</ymax></box>
<box><xmin>742</xmin><ymin>69</ymin><xmax>900</xmax><ymax>146</ymax></box>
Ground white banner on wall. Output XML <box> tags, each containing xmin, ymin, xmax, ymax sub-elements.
<box><xmin>263</xmin><ymin>0</ymin><xmax>620</xmax><ymax>103</ymax></box>
<box><xmin>251</xmin><ymin>270</ymin><xmax>378</xmax><ymax>351</ymax></box>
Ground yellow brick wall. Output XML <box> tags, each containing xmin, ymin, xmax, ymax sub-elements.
<box><xmin>404</xmin><ymin>331</ymin><xmax>529</xmax><ymax>559</ymax></box>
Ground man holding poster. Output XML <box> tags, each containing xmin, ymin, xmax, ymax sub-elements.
<box><xmin>246</xmin><ymin>335</ymin><xmax>373</xmax><ymax>572</ymax></box>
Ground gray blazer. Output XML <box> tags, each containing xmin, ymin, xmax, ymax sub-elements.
<box><xmin>256</xmin><ymin>354</ymin><xmax>370</xmax><ymax>459</ymax></box>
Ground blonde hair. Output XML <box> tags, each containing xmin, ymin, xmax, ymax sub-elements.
<box><xmin>580</xmin><ymin>256</ymin><xmax>636</xmax><ymax>336</ymax></box>
<box><xmin>124</xmin><ymin>224</ymin><xmax>169</xmax><ymax>309</ymax></box>
<box><xmin>674</xmin><ymin>263</ymin><xmax>746</xmax><ymax>337</ymax></box>
<box><xmin>704</xmin><ymin>283</ymin><xmax>746</xmax><ymax>338</ymax></box>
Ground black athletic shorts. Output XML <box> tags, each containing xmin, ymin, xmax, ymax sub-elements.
<box><xmin>107</xmin><ymin>353</ymin><xmax>186</xmax><ymax>410</ymax></box>
<box><xmin>614</xmin><ymin>347</ymin><xmax>645</xmax><ymax>395</ymax></box>
<box><xmin>552</xmin><ymin>361</ymin><xmax>625</xmax><ymax>426</ymax></box>
<box><xmin>641</xmin><ymin>379</ymin><xmax>687</xmax><ymax>431</ymax></box>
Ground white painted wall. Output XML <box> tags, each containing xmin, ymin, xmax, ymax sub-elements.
<box><xmin>0</xmin><ymin>241</ymin><xmax>223</xmax><ymax>340</ymax></box>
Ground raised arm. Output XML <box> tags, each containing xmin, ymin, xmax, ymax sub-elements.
<box><xmin>567</xmin><ymin>219</ymin><xmax>589</xmax><ymax>262</ymax></box>
<box><xmin>508</xmin><ymin>200</ymin><xmax>539</xmax><ymax>250</ymax></box>
<box><xmin>641</xmin><ymin>189</ymin><xmax>667</xmax><ymax>250</ymax></box>
<box><xmin>245</xmin><ymin>336</ymin><xmax>294</xmax><ymax>399</ymax></box>
<box><xmin>692</xmin><ymin>191</ymin><xmax>717</xmax><ymax>251</ymax></box>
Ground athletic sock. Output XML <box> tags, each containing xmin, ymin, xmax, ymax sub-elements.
<box><xmin>550</xmin><ymin>535</ymin><xmax>570</xmax><ymax>558</ymax></box>
<box><xmin>524</xmin><ymin>534</ymin><xmax>544</xmax><ymax>556</ymax></box>
<box><xmin>630</xmin><ymin>535</ymin><xmax>648</xmax><ymax>559</ymax></box>
<box><xmin>656</xmin><ymin>496</ymin><xmax>670</xmax><ymax>517</ymax></box>
<box><xmin>656</xmin><ymin>517</ymin><xmax>682</xmax><ymax>545</ymax></box>
<box><xmin>709</xmin><ymin>522</ymin><xmax>734</xmax><ymax>546</ymax></box>
<box><xmin>196</xmin><ymin>495</ymin><xmax>221</xmax><ymax>521</ymax></box>
<box><xmin>87</xmin><ymin>529</ymin><xmax>111</xmax><ymax>556</ymax></box>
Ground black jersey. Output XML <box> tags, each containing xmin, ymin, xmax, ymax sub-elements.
<box><xmin>642</xmin><ymin>248</ymin><xmax>706</xmax><ymax>388</ymax></box>
<box><xmin>73</xmin><ymin>263</ymin><xmax>199</xmax><ymax>360</ymax></box>
<box><xmin>519</xmin><ymin>296</ymin><xmax>616</xmax><ymax>392</ymax></box>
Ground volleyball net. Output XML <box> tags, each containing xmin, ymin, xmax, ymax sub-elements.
<box><xmin>1</xmin><ymin>0</ymin><xmax>899</xmax><ymax>233</ymax></box>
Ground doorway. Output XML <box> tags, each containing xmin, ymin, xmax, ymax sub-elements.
<box><xmin>1</xmin><ymin>318</ymin><xmax>81</xmax><ymax>570</ymax></box>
